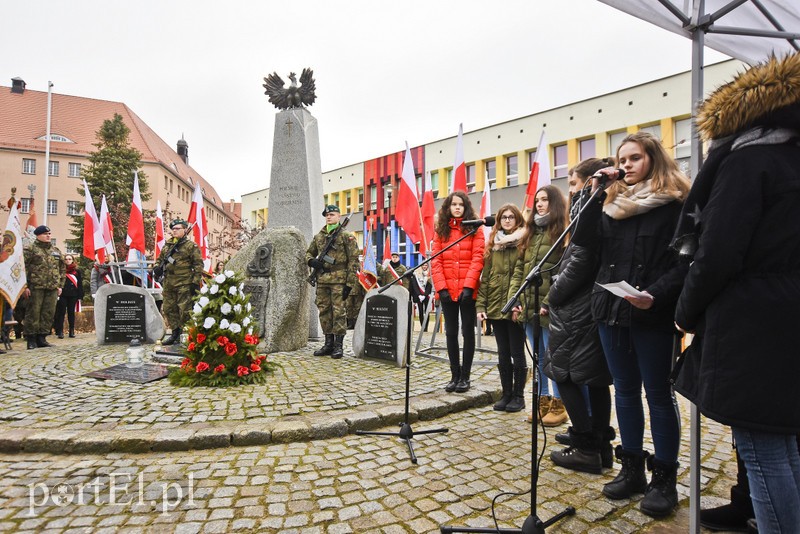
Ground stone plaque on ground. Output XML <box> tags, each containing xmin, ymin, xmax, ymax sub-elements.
<box><xmin>353</xmin><ymin>285</ymin><xmax>410</xmax><ymax>367</ymax></box>
<box><xmin>84</xmin><ymin>363</ymin><xmax>170</xmax><ymax>384</ymax></box>
<box><xmin>104</xmin><ymin>293</ymin><xmax>146</xmax><ymax>343</ymax></box>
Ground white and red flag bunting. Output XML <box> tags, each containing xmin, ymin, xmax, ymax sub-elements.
<box><xmin>0</xmin><ymin>202</ymin><xmax>27</xmax><ymax>307</ymax></box>
<box><xmin>420</xmin><ymin>171</ymin><xmax>435</xmax><ymax>257</ymax></box>
<box><xmin>480</xmin><ymin>174</ymin><xmax>492</xmax><ymax>240</ymax></box>
<box><xmin>357</xmin><ymin>215</ymin><xmax>378</xmax><ymax>291</ymax></box>
<box><xmin>126</xmin><ymin>171</ymin><xmax>146</xmax><ymax>255</ymax></box>
<box><xmin>154</xmin><ymin>200</ymin><xmax>166</xmax><ymax>260</ymax></box>
<box><xmin>525</xmin><ymin>130</ymin><xmax>552</xmax><ymax>210</ymax></box>
<box><xmin>394</xmin><ymin>143</ymin><xmax>423</xmax><ymax>250</ymax></box>
<box><xmin>188</xmin><ymin>181</ymin><xmax>211</xmax><ymax>273</ymax></box>
<box><xmin>98</xmin><ymin>194</ymin><xmax>114</xmax><ymax>263</ymax></box>
<box><xmin>451</xmin><ymin>123</ymin><xmax>467</xmax><ymax>193</ymax></box>
<box><xmin>82</xmin><ymin>180</ymin><xmax>105</xmax><ymax>261</ymax></box>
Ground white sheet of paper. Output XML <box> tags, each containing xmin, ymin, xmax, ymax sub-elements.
<box><xmin>595</xmin><ymin>281</ymin><xmax>647</xmax><ymax>299</ymax></box>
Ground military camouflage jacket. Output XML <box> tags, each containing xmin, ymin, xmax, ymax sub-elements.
<box><xmin>306</xmin><ymin>225</ymin><xmax>359</xmax><ymax>287</ymax></box>
<box><xmin>378</xmin><ymin>261</ymin><xmax>408</xmax><ymax>289</ymax></box>
<box><xmin>24</xmin><ymin>240</ymin><xmax>65</xmax><ymax>290</ymax></box>
<box><xmin>156</xmin><ymin>237</ymin><xmax>204</xmax><ymax>287</ymax></box>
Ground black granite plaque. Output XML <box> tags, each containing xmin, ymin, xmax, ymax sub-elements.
<box><xmin>84</xmin><ymin>363</ymin><xmax>170</xmax><ymax>384</ymax></box>
<box><xmin>104</xmin><ymin>293</ymin><xmax>146</xmax><ymax>343</ymax></box>
<box><xmin>364</xmin><ymin>294</ymin><xmax>397</xmax><ymax>362</ymax></box>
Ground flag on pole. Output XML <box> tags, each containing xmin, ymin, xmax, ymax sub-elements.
<box><xmin>0</xmin><ymin>202</ymin><xmax>28</xmax><ymax>307</ymax></box>
<box><xmin>126</xmin><ymin>172</ymin><xmax>146</xmax><ymax>254</ymax></box>
<box><xmin>154</xmin><ymin>200</ymin><xmax>166</xmax><ymax>259</ymax></box>
<box><xmin>480</xmin><ymin>176</ymin><xmax>492</xmax><ymax>240</ymax></box>
<box><xmin>420</xmin><ymin>171</ymin><xmax>435</xmax><ymax>257</ymax></box>
<box><xmin>82</xmin><ymin>180</ymin><xmax>105</xmax><ymax>261</ymax></box>
<box><xmin>188</xmin><ymin>181</ymin><xmax>211</xmax><ymax>273</ymax></box>
<box><xmin>525</xmin><ymin>131</ymin><xmax>552</xmax><ymax>210</ymax></box>
<box><xmin>451</xmin><ymin>123</ymin><xmax>467</xmax><ymax>193</ymax></box>
<box><xmin>394</xmin><ymin>143</ymin><xmax>423</xmax><ymax>248</ymax></box>
<box><xmin>357</xmin><ymin>215</ymin><xmax>378</xmax><ymax>291</ymax></box>
<box><xmin>25</xmin><ymin>199</ymin><xmax>37</xmax><ymax>237</ymax></box>
<box><xmin>98</xmin><ymin>195</ymin><xmax>114</xmax><ymax>263</ymax></box>
<box><xmin>383</xmin><ymin>231</ymin><xmax>392</xmax><ymax>262</ymax></box>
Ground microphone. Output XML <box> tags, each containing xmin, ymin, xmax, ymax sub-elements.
<box><xmin>592</xmin><ymin>168</ymin><xmax>626</xmax><ymax>183</ymax></box>
<box><xmin>461</xmin><ymin>215</ymin><xmax>496</xmax><ymax>227</ymax></box>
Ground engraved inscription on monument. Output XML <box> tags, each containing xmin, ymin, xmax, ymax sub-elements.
<box><xmin>84</xmin><ymin>363</ymin><xmax>170</xmax><ymax>384</ymax></box>
<box><xmin>104</xmin><ymin>293</ymin><xmax>146</xmax><ymax>343</ymax></box>
<box><xmin>364</xmin><ymin>294</ymin><xmax>397</xmax><ymax>362</ymax></box>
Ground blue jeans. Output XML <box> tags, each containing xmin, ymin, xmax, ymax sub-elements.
<box><xmin>524</xmin><ymin>323</ymin><xmax>558</xmax><ymax>399</ymax></box>
<box><xmin>598</xmin><ymin>324</ymin><xmax>680</xmax><ymax>463</ymax></box>
<box><xmin>731</xmin><ymin>428</ymin><xmax>800</xmax><ymax>533</ymax></box>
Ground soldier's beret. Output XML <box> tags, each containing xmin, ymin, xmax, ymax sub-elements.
<box><xmin>170</xmin><ymin>219</ymin><xmax>188</xmax><ymax>229</ymax></box>
<box><xmin>322</xmin><ymin>205</ymin><xmax>340</xmax><ymax>216</ymax></box>
<box><xmin>33</xmin><ymin>225</ymin><xmax>50</xmax><ymax>236</ymax></box>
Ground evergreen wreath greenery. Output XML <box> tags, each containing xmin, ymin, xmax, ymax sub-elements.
<box><xmin>169</xmin><ymin>269</ymin><xmax>274</xmax><ymax>387</ymax></box>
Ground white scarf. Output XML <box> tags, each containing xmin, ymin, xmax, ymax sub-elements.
<box><xmin>603</xmin><ymin>180</ymin><xmax>683</xmax><ymax>220</ymax></box>
<box><xmin>414</xmin><ymin>268</ymin><xmax>429</xmax><ymax>289</ymax></box>
<box><xmin>492</xmin><ymin>227</ymin><xmax>526</xmax><ymax>250</ymax></box>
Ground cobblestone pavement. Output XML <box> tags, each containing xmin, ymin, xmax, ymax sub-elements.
<box><xmin>0</xmin><ymin>332</ymin><xmax>740</xmax><ymax>533</ymax></box>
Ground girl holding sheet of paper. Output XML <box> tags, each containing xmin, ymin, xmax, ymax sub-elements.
<box><xmin>572</xmin><ymin>131</ymin><xmax>690</xmax><ymax>518</ymax></box>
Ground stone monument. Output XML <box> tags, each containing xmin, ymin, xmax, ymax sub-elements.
<box><xmin>94</xmin><ymin>284</ymin><xmax>164</xmax><ymax>344</ymax></box>
<box><xmin>226</xmin><ymin>227</ymin><xmax>309</xmax><ymax>353</ymax></box>
<box><xmin>352</xmin><ymin>285</ymin><xmax>410</xmax><ymax>368</ymax></box>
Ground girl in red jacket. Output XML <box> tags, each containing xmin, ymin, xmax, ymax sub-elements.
<box><xmin>431</xmin><ymin>191</ymin><xmax>485</xmax><ymax>393</ymax></box>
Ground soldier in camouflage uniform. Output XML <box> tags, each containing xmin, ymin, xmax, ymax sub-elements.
<box><xmin>306</xmin><ymin>205</ymin><xmax>359</xmax><ymax>359</ymax></box>
<box><xmin>154</xmin><ymin>219</ymin><xmax>204</xmax><ymax>345</ymax></box>
<box><xmin>22</xmin><ymin>225</ymin><xmax>65</xmax><ymax>350</ymax></box>
<box><xmin>378</xmin><ymin>252</ymin><xmax>408</xmax><ymax>289</ymax></box>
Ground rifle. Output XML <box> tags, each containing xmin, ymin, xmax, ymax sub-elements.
<box><xmin>308</xmin><ymin>213</ymin><xmax>352</xmax><ymax>287</ymax></box>
<box><xmin>152</xmin><ymin>222</ymin><xmax>196</xmax><ymax>284</ymax></box>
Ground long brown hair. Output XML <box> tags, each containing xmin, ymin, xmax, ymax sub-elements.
<box><xmin>606</xmin><ymin>131</ymin><xmax>690</xmax><ymax>204</ymax></box>
<box><xmin>484</xmin><ymin>203</ymin><xmax>524</xmax><ymax>258</ymax></box>
<box><xmin>434</xmin><ymin>191</ymin><xmax>477</xmax><ymax>240</ymax></box>
<box><xmin>519</xmin><ymin>185</ymin><xmax>568</xmax><ymax>253</ymax></box>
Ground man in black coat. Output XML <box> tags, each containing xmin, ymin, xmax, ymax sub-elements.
<box><xmin>673</xmin><ymin>53</ymin><xmax>800</xmax><ymax>532</ymax></box>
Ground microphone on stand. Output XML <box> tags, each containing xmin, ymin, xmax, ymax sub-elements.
<box><xmin>592</xmin><ymin>168</ymin><xmax>626</xmax><ymax>186</ymax></box>
<box><xmin>461</xmin><ymin>215</ymin><xmax>496</xmax><ymax>227</ymax></box>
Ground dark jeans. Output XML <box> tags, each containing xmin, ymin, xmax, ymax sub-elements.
<box><xmin>490</xmin><ymin>319</ymin><xmax>526</xmax><ymax>371</ymax></box>
<box><xmin>53</xmin><ymin>296</ymin><xmax>78</xmax><ymax>334</ymax></box>
<box><xmin>440</xmin><ymin>295</ymin><xmax>476</xmax><ymax>371</ymax></box>
<box><xmin>598</xmin><ymin>323</ymin><xmax>681</xmax><ymax>463</ymax></box>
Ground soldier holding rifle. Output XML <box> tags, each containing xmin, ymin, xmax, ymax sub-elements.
<box><xmin>306</xmin><ymin>205</ymin><xmax>358</xmax><ymax>359</ymax></box>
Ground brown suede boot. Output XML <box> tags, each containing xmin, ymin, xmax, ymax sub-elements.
<box><xmin>542</xmin><ymin>397</ymin><xmax>569</xmax><ymax>427</ymax></box>
<box><xmin>527</xmin><ymin>394</ymin><xmax>552</xmax><ymax>423</ymax></box>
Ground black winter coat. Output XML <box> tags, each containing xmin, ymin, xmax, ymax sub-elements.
<box><xmin>573</xmin><ymin>195</ymin><xmax>688</xmax><ymax>333</ymax></box>
<box><xmin>543</xmin><ymin>240</ymin><xmax>611</xmax><ymax>386</ymax></box>
<box><xmin>674</xmin><ymin>142</ymin><xmax>800</xmax><ymax>434</ymax></box>
<box><xmin>61</xmin><ymin>269</ymin><xmax>84</xmax><ymax>299</ymax></box>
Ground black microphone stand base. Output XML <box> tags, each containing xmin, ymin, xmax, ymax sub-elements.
<box><xmin>440</xmin><ymin>503</ymin><xmax>575</xmax><ymax>533</ymax></box>
<box><xmin>357</xmin><ymin>422</ymin><xmax>448</xmax><ymax>465</ymax></box>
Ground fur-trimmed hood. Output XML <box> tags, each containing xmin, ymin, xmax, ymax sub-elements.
<box><xmin>697</xmin><ymin>52</ymin><xmax>800</xmax><ymax>141</ymax></box>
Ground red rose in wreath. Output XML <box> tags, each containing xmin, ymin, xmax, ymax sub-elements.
<box><xmin>196</xmin><ymin>362</ymin><xmax>209</xmax><ymax>373</ymax></box>
<box><xmin>225</xmin><ymin>342</ymin><xmax>238</xmax><ymax>356</ymax></box>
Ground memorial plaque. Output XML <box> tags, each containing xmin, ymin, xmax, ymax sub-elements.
<box><xmin>364</xmin><ymin>294</ymin><xmax>397</xmax><ymax>362</ymax></box>
<box><xmin>104</xmin><ymin>293</ymin><xmax>146</xmax><ymax>343</ymax></box>
<box><xmin>84</xmin><ymin>363</ymin><xmax>170</xmax><ymax>384</ymax></box>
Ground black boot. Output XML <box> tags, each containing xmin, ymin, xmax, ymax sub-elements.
<box><xmin>493</xmin><ymin>365</ymin><xmax>513</xmax><ymax>411</ymax></box>
<box><xmin>314</xmin><ymin>334</ymin><xmax>334</xmax><ymax>356</ymax></box>
<box><xmin>640</xmin><ymin>457</ymin><xmax>679</xmax><ymax>518</ymax></box>
<box><xmin>162</xmin><ymin>328</ymin><xmax>182</xmax><ymax>346</ymax></box>
<box><xmin>598</xmin><ymin>426</ymin><xmax>616</xmax><ymax>469</ymax></box>
<box><xmin>69</xmin><ymin>327</ymin><xmax>75</xmax><ymax>338</ymax></box>
<box><xmin>445</xmin><ymin>364</ymin><xmax>460</xmax><ymax>392</ymax></box>
<box><xmin>550</xmin><ymin>430</ymin><xmax>603</xmax><ymax>474</ymax></box>
<box><xmin>330</xmin><ymin>334</ymin><xmax>344</xmax><ymax>359</ymax></box>
<box><xmin>602</xmin><ymin>446</ymin><xmax>649</xmax><ymax>500</ymax></box>
<box><xmin>56</xmin><ymin>330</ymin><xmax>64</xmax><ymax>339</ymax></box>
<box><xmin>455</xmin><ymin>368</ymin><xmax>471</xmax><ymax>393</ymax></box>
<box><xmin>555</xmin><ymin>427</ymin><xmax>574</xmax><ymax>446</ymax></box>
<box><xmin>36</xmin><ymin>335</ymin><xmax>53</xmax><ymax>347</ymax></box>
<box><xmin>699</xmin><ymin>503</ymin><xmax>753</xmax><ymax>532</ymax></box>
<box><xmin>505</xmin><ymin>366</ymin><xmax>528</xmax><ymax>412</ymax></box>
<box><xmin>26</xmin><ymin>335</ymin><xmax>37</xmax><ymax>350</ymax></box>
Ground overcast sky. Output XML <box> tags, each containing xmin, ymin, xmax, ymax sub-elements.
<box><xmin>2</xmin><ymin>0</ymin><xmax>729</xmax><ymax>201</ymax></box>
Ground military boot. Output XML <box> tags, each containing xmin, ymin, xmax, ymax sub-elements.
<box><xmin>314</xmin><ymin>334</ymin><xmax>334</xmax><ymax>356</ymax></box>
<box><xmin>640</xmin><ymin>457</ymin><xmax>679</xmax><ymax>518</ymax></box>
<box><xmin>26</xmin><ymin>335</ymin><xmax>37</xmax><ymax>350</ymax></box>
<box><xmin>493</xmin><ymin>365</ymin><xmax>514</xmax><ymax>411</ymax></box>
<box><xmin>163</xmin><ymin>328</ymin><xmax>182</xmax><ymax>346</ymax></box>
<box><xmin>330</xmin><ymin>335</ymin><xmax>345</xmax><ymax>359</ymax></box>
<box><xmin>36</xmin><ymin>335</ymin><xmax>53</xmax><ymax>347</ymax></box>
<box><xmin>602</xmin><ymin>447</ymin><xmax>649</xmax><ymax>500</ymax></box>
<box><xmin>505</xmin><ymin>366</ymin><xmax>528</xmax><ymax>412</ymax></box>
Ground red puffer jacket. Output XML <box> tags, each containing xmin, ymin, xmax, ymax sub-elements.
<box><xmin>431</xmin><ymin>218</ymin><xmax>485</xmax><ymax>300</ymax></box>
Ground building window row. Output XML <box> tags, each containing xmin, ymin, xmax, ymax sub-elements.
<box><xmin>67</xmin><ymin>200</ymin><xmax>81</xmax><ymax>216</ymax></box>
<box><xmin>47</xmin><ymin>199</ymin><xmax>57</xmax><ymax>215</ymax></box>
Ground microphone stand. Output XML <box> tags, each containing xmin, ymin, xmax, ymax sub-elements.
<box><xmin>440</xmin><ymin>183</ymin><xmax>608</xmax><ymax>533</ymax></box>
<box><xmin>357</xmin><ymin>224</ymin><xmax>483</xmax><ymax>464</ymax></box>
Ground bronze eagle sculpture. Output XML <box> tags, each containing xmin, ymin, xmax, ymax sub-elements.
<box><xmin>262</xmin><ymin>68</ymin><xmax>316</xmax><ymax>110</ymax></box>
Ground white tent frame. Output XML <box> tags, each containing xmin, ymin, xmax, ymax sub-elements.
<box><xmin>598</xmin><ymin>1</ymin><xmax>799</xmax><ymax>532</ymax></box>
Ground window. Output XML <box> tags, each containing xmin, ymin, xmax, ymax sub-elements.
<box><xmin>47</xmin><ymin>199</ymin><xmax>57</xmax><ymax>215</ymax></box>
<box><xmin>674</xmin><ymin>118</ymin><xmax>692</xmax><ymax>176</ymax></box>
<box><xmin>369</xmin><ymin>185</ymin><xmax>377</xmax><ymax>210</ymax></box>
<box><xmin>553</xmin><ymin>144</ymin><xmax>568</xmax><ymax>179</ymax></box>
<box><xmin>332</xmin><ymin>192</ymin><xmax>339</xmax><ymax>206</ymax></box>
<box><xmin>164</xmin><ymin>176</ymin><xmax>169</xmax><ymax>190</ymax></box>
<box><xmin>65</xmin><ymin>242</ymin><xmax>80</xmax><ymax>255</ymax></box>
<box><xmin>345</xmin><ymin>191</ymin><xmax>351</xmax><ymax>210</ymax></box>
<box><xmin>485</xmin><ymin>160</ymin><xmax>497</xmax><ymax>190</ymax></box>
<box><xmin>447</xmin><ymin>169</ymin><xmax>453</xmax><ymax>193</ymax></box>
<box><xmin>506</xmin><ymin>155</ymin><xmax>518</xmax><ymax>187</ymax></box>
<box><xmin>416</xmin><ymin>175</ymin><xmax>423</xmax><ymax>199</ymax></box>
<box><xmin>68</xmin><ymin>162</ymin><xmax>81</xmax><ymax>177</ymax></box>
<box><xmin>23</xmin><ymin>159</ymin><xmax>36</xmax><ymax>174</ymax></box>
<box><xmin>431</xmin><ymin>172</ymin><xmax>439</xmax><ymax>198</ymax></box>
<box><xmin>466</xmin><ymin>164</ymin><xmax>476</xmax><ymax>193</ymax></box>
<box><xmin>383</xmin><ymin>184</ymin><xmax>390</xmax><ymax>209</ymax></box>
<box><xmin>609</xmin><ymin>131</ymin><xmax>627</xmax><ymax>157</ymax></box>
<box><xmin>67</xmin><ymin>201</ymin><xmax>81</xmax><ymax>216</ymax></box>
<box><xmin>20</xmin><ymin>198</ymin><xmax>30</xmax><ymax>214</ymax></box>
<box><xmin>51</xmin><ymin>238</ymin><xmax>57</xmax><ymax>247</ymax></box>
<box><xmin>639</xmin><ymin>124</ymin><xmax>662</xmax><ymax>140</ymax></box>
<box><xmin>48</xmin><ymin>161</ymin><xmax>59</xmax><ymax>177</ymax></box>
<box><xmin>579</xmin><ymin>138</ymin><xmax>596</xmax><ymax>160</ymax></box>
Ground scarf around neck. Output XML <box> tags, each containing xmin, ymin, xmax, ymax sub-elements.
<box><xmin>492</xmin><ymin>227</ymin><xmax>526</xmax><ymax>250</ymax></box>
<box><xmin>603</xmin><ymin>180</ymin><xmax>683</xmax><ymax>220</ymax></box>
